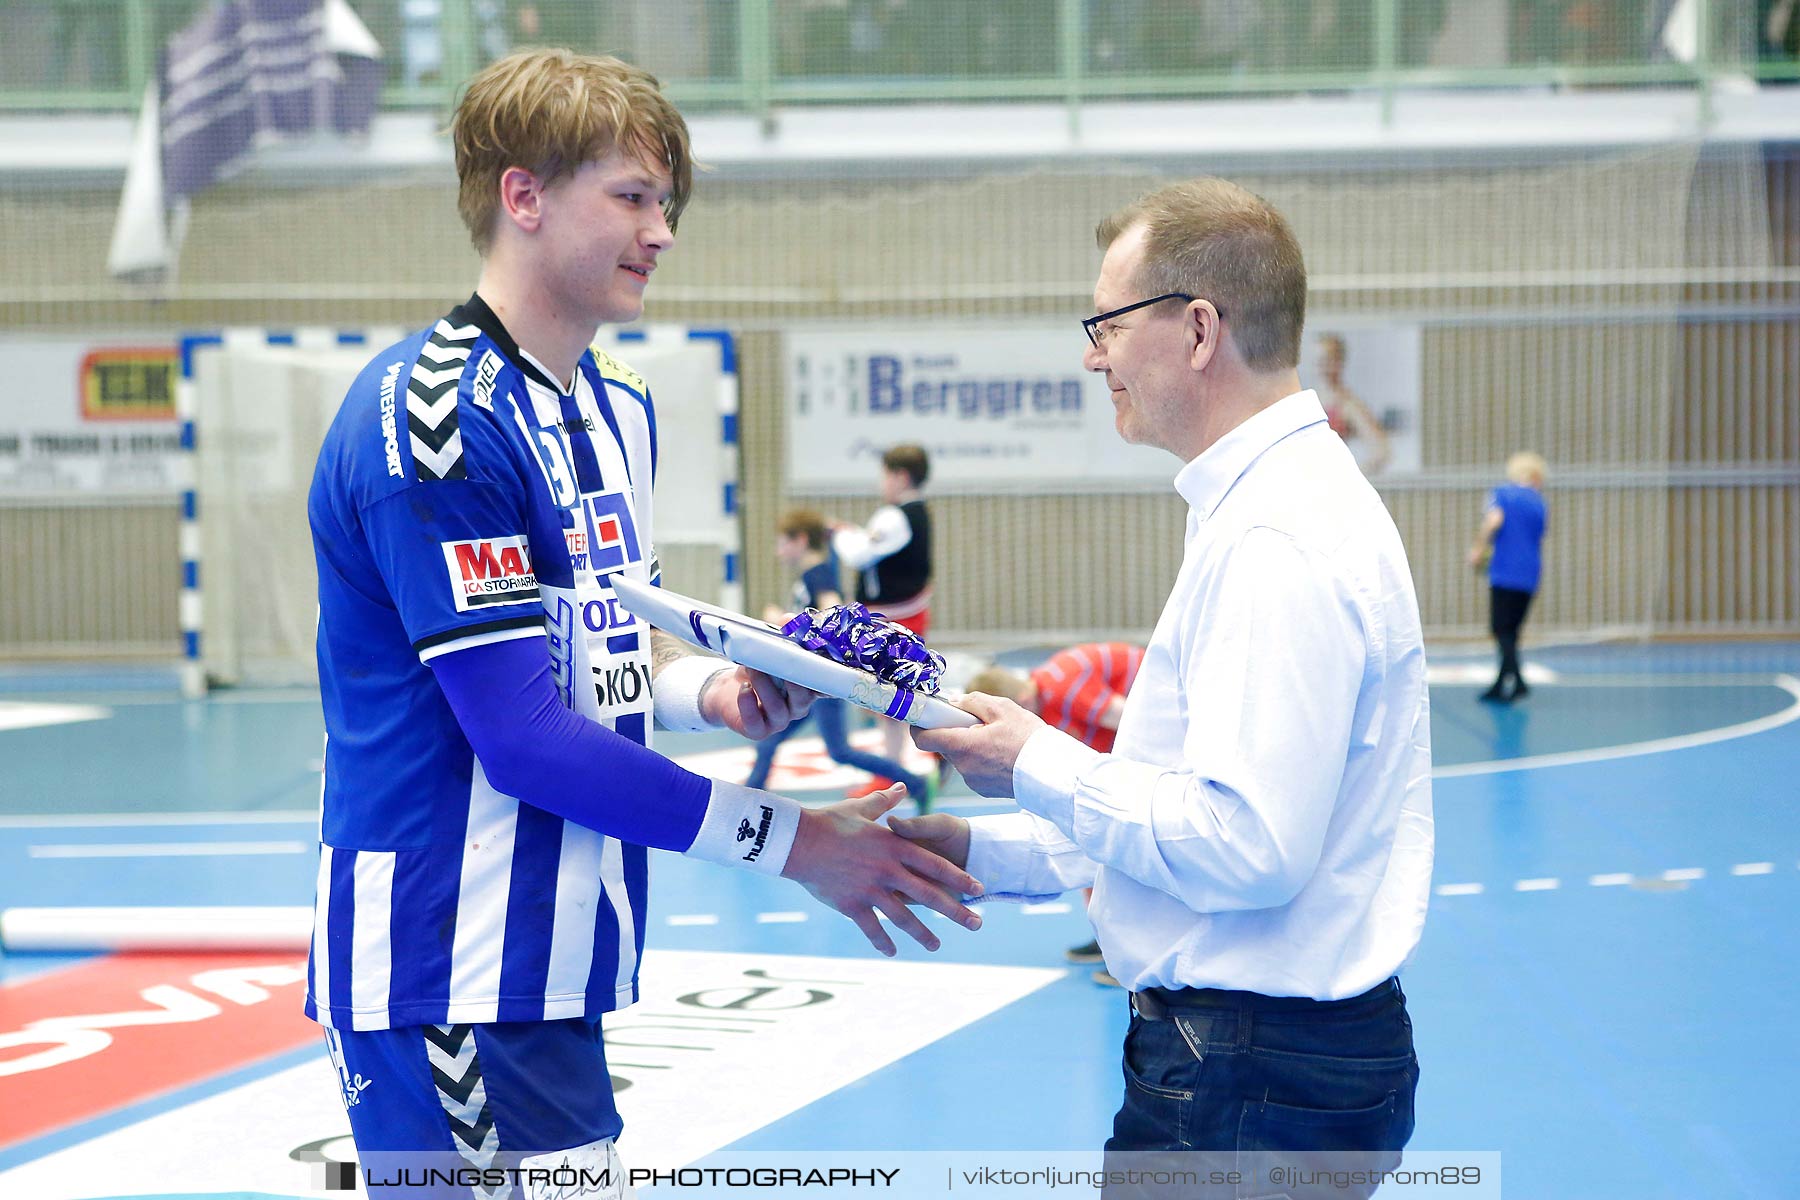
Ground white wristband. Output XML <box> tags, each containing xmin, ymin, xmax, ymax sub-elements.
<box><xmin>653</xmin><ymin>654</ymin><xmax>733</xmax><ymax>732</ymax></box>
<box><xmin>686</xmin><ymin>779</ymin><xmax>803</xmax><ymax>876</ymax></box>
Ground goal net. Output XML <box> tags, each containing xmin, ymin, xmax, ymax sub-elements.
<box><xmin>189</xmin><ymin>326</ymin><xmax>738</xmax><ymax>688</ymax></box>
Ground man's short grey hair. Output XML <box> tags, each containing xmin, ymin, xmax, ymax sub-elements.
<box><xmin>1096</xmin><ymin>178</ymin><xmax>1307</xmax><ymax>372</ymax></box>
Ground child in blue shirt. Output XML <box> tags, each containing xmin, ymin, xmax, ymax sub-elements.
<box><xmin>1468</xmin><ymin>452</ymin><xmax>1549</xmax><ymax>702</ymax></box>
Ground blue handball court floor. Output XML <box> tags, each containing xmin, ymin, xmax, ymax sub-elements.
<box><xmin>0</xmin><ymin>640</ymin><xmax>1796</xmax><ymax>1199</ymax></box>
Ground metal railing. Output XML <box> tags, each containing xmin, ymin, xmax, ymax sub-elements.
<box><xmin>3</xmin><ymin>0</ymin><xmax>1796</xmax><ymax>120</ymax></box>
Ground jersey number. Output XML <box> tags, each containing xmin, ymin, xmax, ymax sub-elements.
<box><xmin>534</xmin><ymin>430</ymin><xmax>578</xmax><ymax>508</ymax></box>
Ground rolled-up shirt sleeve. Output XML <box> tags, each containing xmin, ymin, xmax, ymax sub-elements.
<box><xmin>1012</xmin><ymin>526</ymin><xmax>1369</xmax><ymax>913</ymax></box>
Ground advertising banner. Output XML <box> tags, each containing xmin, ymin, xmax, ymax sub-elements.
<box><xmin>0</xmin><ymin>337</ymin><xmax>182</xmax><ymax>495</ymax></box>
<box><xmin>1296</xmin><ymin>322</ymin><xmax>1425</xmax><ymax>478</ymax></box>
<box><xmin>788</xmin><ymin>324</ymin><xmax>1424</xmax><ymax>491</ymax></box>
<box><xmin>786</xmin><ymin>328</ymin><xmax>1173</xmax><ymax>492</ymax></box>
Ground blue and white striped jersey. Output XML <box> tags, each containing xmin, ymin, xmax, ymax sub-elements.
<box><xmin>306</xmin><ymin>296</ymin><xmax>676</xmax><ymax>1031</ymax></box>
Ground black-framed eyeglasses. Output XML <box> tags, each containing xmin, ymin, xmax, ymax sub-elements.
<box><xmin>1082</xmin><ymin>293</ymin><xmax>1203</xmax><ymax>347</ymax></box>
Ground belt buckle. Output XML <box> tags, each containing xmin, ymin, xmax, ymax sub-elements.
<box><xmin>1130</xmin><ymin>989</ymin><xmax>1168</xmax><ymax>1021</ymax></box>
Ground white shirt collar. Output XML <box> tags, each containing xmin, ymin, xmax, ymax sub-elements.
<box><xmin>1173</xmin><ymin>390</ymin><xmax>1328</xmax><ymax>519</ymax></box>
<box><xmin>516</xmin><ymin>343</ymin><xmax>579</xmax><ymax>396</ymax></box>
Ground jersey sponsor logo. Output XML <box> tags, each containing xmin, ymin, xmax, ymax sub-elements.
<box><xmin>378</xmin><ymin>361</ymin><xmax>404</xmax><ymax>477</ymax></box>
<box><xmin>593</xmin><ymin>659</ymin><xmax>647</xmax><ymax>710</ymax></box>
<box><xmin>582</xmin><ymin>489</ymin><xmax>642</xmax><ymax>574</ymax></box>
<box><xmin>442</xmin><ymin>535</ymin><xmax>540</xmax><ymax>611</ymax></box>
<box><xmin>589</xmin><ymin>346</ymin><xmax>646</xmax><ymax>397</ymax></box>
<box><xmin>547</xmin><ymin>594</ymin><xmax>577</xmax><ymax>709</ymax></box>
<box><xmin>471</xmin><ymin>350</ymin><xmax>503</xmax><ymax>411</ymax></box>
<box><xmin>565</xmin><ymin>526</ymin><xmax>589</xmax><ymax>570</ymax></box>
<box><xmin>738</xmin><ymin>804</ymin><xmax>775</xmax><ymax>863</ymax></box>
<box><xmin>581</xmin><ymin>594</ymin><xmax>637</xmax><ymax>635</ymax></box>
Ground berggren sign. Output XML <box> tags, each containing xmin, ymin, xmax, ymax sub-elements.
<box><xmin>785</xmin><ymin>329</ymin><xmax>1172</xmax><ymax>492</ymax></box>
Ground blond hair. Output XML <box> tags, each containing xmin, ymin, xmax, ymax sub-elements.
<box><xmin>1506</xmin><ymin>451</ymin><xmax>1548</xmax><ymax>486</ymax></box>
<box><xmin>1096</xmin><ymin>178</ymin><xmax>1307</xmax><ymax>372</ymax></box>
<box><xmin>451</xmin><ymin>49</ymin><xmax>694</xmax><ymax>253</ymax></box>
<box><xmin>966</xmin><ymin>665</ymin><xmax>1031</xmax><ymax>705</ymax></box>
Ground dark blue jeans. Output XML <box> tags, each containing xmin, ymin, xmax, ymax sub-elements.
<box><xmin>1104</xmin><ymin>978</ymin><xmax>1418</xmax><ymax>1199</ymax></box>
<box><xmin>745</xmin><ymin>697</ymin><xmax>927</xmax><ymax>802</ymax></box>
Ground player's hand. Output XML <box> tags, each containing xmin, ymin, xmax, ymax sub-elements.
<box><xmin>885</xmin><ymin>811</ymin><xmax>971</xmax><ymax>871</ymax></box>
<box><xmin>912</xmin><ymin>692</ymin><xmax>1045</xmax><ymax>799</ymax></box>
<box><xmin>702</xmin><ymin>666</ymin><xmax>818</xmax><ymax>740</ymax></box>
<box><xmin>782</xmin><ymin>787</ymin><xmax>983</xmax><ymax>957</ymax></box>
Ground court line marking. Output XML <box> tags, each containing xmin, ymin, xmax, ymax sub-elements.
<box><xmin>0</xmin><ymin>702</ymin><xmax>110</xmax><ymax>732</ymax></box>
<box><xmin>1431</xmin><ymin>864</ymin><xmax>1796</xmax><ymax>895</ymax></box>
<box><xmin>1427</xmin><ymin>663</ymin><xmax>1559</xmax><ymax>685</ymax></box>
<box><xmin>665</xmin><ymin>914</ymin><xmax>719</xmax><ymax>927</ymax></box>
<box><xmin>26</xmin><ymin>841</ymin><xmax>310</xmax><ymax>859</ymax></box>
<box><xmin>9</xmin><ymin>675</ymin><xmax>1796</xmax><ymax>829</ymax></box>
<box><xmin>0</xmin><ymin>811</ymin><xmax>317</xmax><ymax>829</ymax></box>
<box><xmin>1454</xmin><ymin>672</ymin><xmax>1800</xmax><ymax>687</ymax></box>
<box><xmin>1434</xmin><ymin>672</ymin><xmax>1800</xmax><ymax>779</ymax></box>
<box><xmin>0</xmin><ymin>689</ymin><xmax>320</xmax><ymax>708</ymax></box>
<box><xmin>0</xmin><ymin>799</ymin><xmax>1023</xmax><ymax>831</ymax></box>
<box><xmin>754</xmin><ymin>912</ymin><xmax>808</xmax><ymax>924</ymax></box>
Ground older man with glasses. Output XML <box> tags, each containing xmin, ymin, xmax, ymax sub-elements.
<box><xmin>899</xmin><ymin>177</ymin><xmax>1433</xmax><ymax>1192</ymax></box>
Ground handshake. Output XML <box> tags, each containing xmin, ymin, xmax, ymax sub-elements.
<box><xmin>705</xmin><ymin>647</ymin><xmax>1042</xmax><ymax>957</ymax></box>
<box><xmin>779</xmin><ymin>785</ymin><xmax>979</xmax><ymax>956</ymax></box>
<box><xmin>774</xmin><ymin>691</ymin><xmax>1041</xmax><ymax>957</ymax></box>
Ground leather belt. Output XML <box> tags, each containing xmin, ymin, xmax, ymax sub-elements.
<box><xmin>1129</xmin><ymin>978</ymin><xmax>1400</xmax><ymax>1021</ymax></box>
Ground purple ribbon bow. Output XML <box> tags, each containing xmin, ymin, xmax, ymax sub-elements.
<box><xmin>780</xmin><ymin>603</ymin><xmax>946</xmax><ymax>695</ymax></box>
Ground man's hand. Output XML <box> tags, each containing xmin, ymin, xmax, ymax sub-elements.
<box><xmin>885</xmin><ymin>811</ymin><xmax>970</xmax><ymax>871</ymax></box>
<box><xmin>701</xmin><ymin>666</ymin><xmax>818</xmax><ymax>740</ymax></box>
<box><xmin>782</xmin><ymin>787</ymin><xmax>983</xmax><ymax>957</ymax></box>
<box><xmin>912</xmin><ymin>692</ymin><xmax>1045</xmax><ymax>798</ymax></box>
<box><xmin>1098</xmin><ymin>693</ymin><xmax>1127</xmax><ymax>731</ymax></box>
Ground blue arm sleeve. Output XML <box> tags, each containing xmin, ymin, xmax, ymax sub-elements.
<box><xmin>430</xmin><ymin>635</ymin><xmax>711</xmax><ymax>851</ymax></box>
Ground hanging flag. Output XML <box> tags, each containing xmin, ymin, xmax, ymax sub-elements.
<box><xmin>107</xmin><ymin>0</ymin><xmax>384</xmax><ymax>282</ymax></box>
<box><xmin>106</xmin><ymin>79</ymin><xmax>172</xmax><ymax>279</ymax></box>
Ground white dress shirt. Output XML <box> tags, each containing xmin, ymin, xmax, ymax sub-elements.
<box><xmin>966</xmin><ymin>391</ymin><xmax>1434</xmax><ymax>1001</ymax></box>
